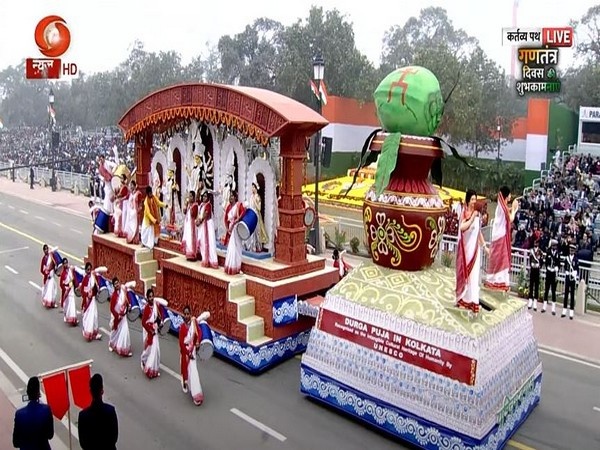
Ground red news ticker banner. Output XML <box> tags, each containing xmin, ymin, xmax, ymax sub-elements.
<box><xmin>26</xmin><ymin>58</ymin><xmax>61</xmax><ymax>79</ymax></box>
<box><xmin>318</xmin><ymin>309</ymin><xmax>478</xmax><ymax>385</ymax></box>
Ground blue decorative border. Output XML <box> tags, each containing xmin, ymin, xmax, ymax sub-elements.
<box><xmin>216</xmin><ymin>242</ymin><xmax>272</xmax><ymax>260</ymax></box>
<box><xmin>300</xmin><ymin>365</ymin><xmax>541</xmax><ymax>450</ymax></box>
<box><xmin>273</xmin><ymin>295</ymin><xmax>298</xmax><ymax>327</ymax></box>
<box><xmin>212</xmin><ymin>330</ymin><xmax>311</xmax><ymax>374</ymax></box>
<box><xmin>297</xmin><ymin>300</ymin><xmax>320</xmax><ymax>318</ymax></box>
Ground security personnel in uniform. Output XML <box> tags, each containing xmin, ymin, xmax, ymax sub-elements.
<box><xmin>528</xmin><ymin>241</ymin><xmax>543</xmax><ymax>311</ymax></box>
<box><xmin>542</xmin><ymin>239</ymin><xmax>561</xmax><ymax>315</ymax></box>
<box><xmin>562</xmin><ymin>244</ymin><xmax>579</xmax><ymax>320</ymax></box>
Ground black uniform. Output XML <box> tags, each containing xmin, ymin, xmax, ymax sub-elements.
<box><xmin>543</xmin><ymin>247</ymin><xmax>561</xmax><ymax>314</ymax></box>
<box><xmin>528</xmin><ymin>247</ymin><xmax>543</xmax><ymax>309</ymax></box>
<box><xmin>562</xmin><ymin>253</ymin><xmax>579</xmax><ymax>318</ymax></box>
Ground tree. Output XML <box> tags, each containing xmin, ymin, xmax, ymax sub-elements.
<box><xmin>571</xmin><ymin>5</ymin><xmax>600</xmax><ymax>64</ymax></box>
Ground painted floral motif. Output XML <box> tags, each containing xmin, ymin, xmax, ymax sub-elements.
<box><xmin>366</xmin><ymin>190</ymin><xmax>444</xmax><ymax>209</ymax></box>
<box><xmin>426</xmin><ymin>216</ymin><xmax>447</xmax><ymax>260</ymax></box>
<box><xmin>364</xmin><ymin>206</ymin><xmax>422</xmax><ymax>267</ymax></box>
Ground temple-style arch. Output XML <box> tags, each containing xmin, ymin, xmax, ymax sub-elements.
<box><xmin>119</xmin><ymin>83</ymin><xmax>327</xmax><ymax>265</ymax></box>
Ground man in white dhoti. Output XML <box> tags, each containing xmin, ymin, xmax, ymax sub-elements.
<box><xmin>141</xmin><ymin>186</ymin><xmax>166</xmax><ymax>249</ymax></box>
<box><xmin>197</xmin><ymin>191</ymin><xmax>218</xmax><ymax>268</ymax></box>
<box><xmin>97</xmin><ymin>155</ymin><xmax>116</xmax><ymax>215</ymax></box>
<box><xmin>80</xmin><ymin>262</ymin><xmax>106</xmax><ymax>341</ymax></box>
<box><xmin>108</xmin><ymin>277</ymin><xmax>133</xmax><ymax>357</ymax></box>
<box><xmin>223</xmin><ymin>192</ymin><xmax>245</xmax><ymax>275</ymax></box>
<box><xmin>141</xmin><ymin>288</ymin><xmax>163</xmax><ymax>379</ymax></box>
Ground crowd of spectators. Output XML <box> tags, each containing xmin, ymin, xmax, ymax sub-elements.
<box><xmin>0</xmin><ymin>126</ymin><xmax>134</xmax><ymax>175</ymax></box>
<box><xmin>514</xmin><ymin>152</ymin><xmax>600</xmax><ymax>267</ymax></box>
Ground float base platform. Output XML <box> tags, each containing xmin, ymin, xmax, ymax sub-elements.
<box><xmin>300</xmin><ymin>261</ymin><xmax>543</xmax><ymax>449</ymax></box>
<box><xmin>87</xmin><ymin>233</ymin><xmax>339</xmax><ymax>373</ymax></box>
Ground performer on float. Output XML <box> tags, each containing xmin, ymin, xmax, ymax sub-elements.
<box><xmin>88</xmin><ymin>201</ymin><xmax>101</xmax><ymax>234</ymax></box>
<box><xmin>141</xmin><ymin>288</ymin><xmax>163</xmax><ymax>379</ymax></box>
<box><xmin>108</xmin><ymin>277</ymin><xmax>133</xmax><ymax>357</ymax></box>
<box><xmin>332</xmin><ymin>249</ymin><xmax>352</xmax><ymax>278</ymax></box>
<box><xmin>59</xmin><ymin>258</ymin><xmax>79</xmax><ymax>326</ymax></box>
<box><xmin>40</xmin><ymin>244</ymin><xmax>58</xmax><ymax>309</ymax></box>
<box><xmin>162</xmin><ymin>162</ymin><xmax>182</xmax><ymax>227</ymax></box>
<box><xmin>186</xmin><ymin>145</ymin><xmax>203</xmax><ymax>195</ymax></box>
<box><xmin>97</xmin><ymin>154</ymin><xmax>117</xmax><ymax>215</ymax></box>
<box><xmin>527</xmin><ymin>241</ymin><xmax>543</xmax><ymax>311</ymax></box>
<box><xmin>80</xmin><ymin>262</ymin><xmax>106</xmax><ymax>341</ymax></box>
<box><xmin>562</xmin><ymin>244</ymin><xmax>579</xmax><ymax>320</ymax></box>
<box><xmin>223</xmin><ymin>192</ymin><xmax>245</xmax><ymax>275</ymax></box>
<box><xmin>484</xmin><ymin>185</ymin><xmax>518</xmax><ymax>292</ymax></box>
<box><xmin>141</xmin><ymin>186</ymin><xmax>166</xmax><ymax>250</ymax></box>
<box><xmin>248</xmin><ymin>180</ymin><xmax>268</xmax><ymax>253</ymax></box>
<box><xmin>113</xmin><ymin>174</ymin><xmax>130</xmax><ymax>238</ymax></box>
<box><xmin>542</xmin><ymin>239</ymin><xmax>560</xmax><ymax>314</ymax></box>
<box><xmin>197</xmin><ymin>190</ymin><xmax>218</xmax><ymax>269</ymax></box>
<box><xmin>125</xmin><ymin>180</ymin><xmax>143</xmax><ymax>244</ymax></box>
<box><xmin>456</xmin><ymin>189</ymin><xmax>489</xmax><ymax>314</ymax></box>
<box><xmin>179</xmin><ymin>306</ymin><xmax>209</xmax><ymax>405</ymax></box>
<box><xmin>181</xmin><ymin>191</ymin><xmax>198</xmax><ymax>261</ymax></box>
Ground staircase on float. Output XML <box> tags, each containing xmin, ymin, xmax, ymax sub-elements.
<box><xmin>228</xmin><ymin>277</ymin><xmax>271</xmax><ymax>346</ymax></box>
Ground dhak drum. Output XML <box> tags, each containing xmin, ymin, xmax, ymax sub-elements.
<box><xmin>74</xmin><ymin>268</ymin><xmax>84</xmax><ymax>297</ymax></box>
<box><xmin>94</xmin><ymin>208</ymin><xmax>111</xmax><ymax>234</ymax></box>
<box><xmin>127</xmin><ymin>291</ymin><xmax>141</xmax><ymax>322</ymax></box>
<box><xmin>52</xmin><ymin>251</ymin><xmax>64</xmax><ymax>276</ymax></box>
<box><xmin>236</xmin><ymin>209</ymin><xmax>258</xmax><ymax>241</ymax></box>
<box><xmin>96</xmin><ymin>277</ymin><xmax>110</xmax><ymax>303</ymax></box>
<box><xmin>154</xmin><ymin>297</ymin><xmax>171</xmax><ymax>335</ymax></box>
<box><xmin>197</xmin><ymin>322</ymin><xmax>214</xmax><ymax>361</ymax></box>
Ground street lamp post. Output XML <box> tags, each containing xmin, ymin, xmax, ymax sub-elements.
<box><xmin>312</xmin><ymin>54</ymin><xmax>325</xmax><ymax>255</ymax></box>
<box><xmin>49</xmin><ymin>88</ymin><xmax>56</xmax><ymax>192</ymax></box>
<box><xmin>496</xmin><ymin>117</ymin><xmax>502</xmax><ymax>166</ymax></box>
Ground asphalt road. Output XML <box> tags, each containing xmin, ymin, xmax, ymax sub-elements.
<box><xmin>0</xmin><ymin>190</ymin><xmax>599</xmax><ymax>450</ymax></box>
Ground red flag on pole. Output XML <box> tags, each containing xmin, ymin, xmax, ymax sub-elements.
<box><xmin>41</xmin><ymin>372</ymin><xmax>70</xmax><ymax>420</ymax></box>
<box><xmin>68</xmin><ymin>365</ymin><xmax>92</xmax><ymax>409</ymax></box>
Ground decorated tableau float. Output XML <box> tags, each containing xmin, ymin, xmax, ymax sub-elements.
<box><xmin>300</xmin><ymin>67</ymin><xmax>542</xmax><ymax>449</ymax></box>
<box><xmin>84</xmin><ymin>83</ymin><xmax>339</xmax><ymax>373</ymax></box>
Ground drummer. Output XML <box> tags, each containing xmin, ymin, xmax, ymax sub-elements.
<box><xmin>178</xmin><ymin>305</ymin><xmax>205</xmax><ymax>406</ymax></box>
<box><xmin>97</xmin><ymin>154</ymin><xmax>116</xmax><ymax>216</ymax></box>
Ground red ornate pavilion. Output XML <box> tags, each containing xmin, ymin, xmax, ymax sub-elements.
<box><xmin>86</xmin><ymin>83</ymin><xmax>339</xmax><ymax>373</ymax></box>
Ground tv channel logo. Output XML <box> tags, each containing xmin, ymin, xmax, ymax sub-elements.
<box><xmin>26</xmin><ymin>15</ymin><xmax>78</xmax><ymax>80</ymax></box>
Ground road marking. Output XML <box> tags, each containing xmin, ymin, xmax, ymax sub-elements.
<box><xmin>539</xmin><ymin>348</ymin><xmax>600</xmax><ymax>370</ymax></box>
<box><xmin>4</xmin><ymin>265</ymin><xmax>18</xmax><ymax>274</ymax></box>
<box><xmin>508</xmin><ymin>440</ymin><xmax>536</xmax><ymax>450</ymax></box>
<box><xmin>230</xmin><ymin>408</ymin><xmax>287</xmax><ymax>442</ymax></box>
<box><xmin>8</xmin><ymin>205</ymin><xmax>15</xmax><ymax>210</ymax></box>
<box><xmin>53</xmin><ymin>222</ymin><xmax>61</xmax><ymax>227</ymax></box>
<box><xmin>28</xmin><ymin>281</ymin><xmax>42</xmax><ymax>291</ymax></box>
<box><xmin>0</xmin><ymin>246</ymin><xmax>29</xmax><ymax>255</ymax></box>
<box><xmin>593</xmin><ymin>406</ymin><xmax>600</xmax><ymax>413</ymax></box>
<box><xmin>0</xmin><ymin>345</ymin><xmax>77</xmax><ymax>446</ymax></box>
<box><xmin>35</xmin><ymin>215</ymin><xmax>45</xmax><ymax>221</ymax></box>
<box><xmin>99</xmin><ymin>327</ymin><xmax>182</xmax><ymax>380</ymax></box>
<box><xmin>70</xmin><ymin>228</ymin><xmax>83</xmax><ymax>235</ymax></box>
<box><xmin>19</xmin><ymin>209</ymin><xmax>29</xmax><ymax>215</ymax></box>
<box><xmin>0</xmin><ymin>222</ymin><xmax>84</xmax><ymax>263</ymax></box>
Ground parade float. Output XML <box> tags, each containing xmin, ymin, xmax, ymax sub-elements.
<box><xmin>85</xmin><ymin>83</ymin><xmax>339</xmax><ymax>373</ymax></box>
<box><xmin>300</xmin><ymin>67</ymin><xmax>542</xmax><ymax>449</ymax></box>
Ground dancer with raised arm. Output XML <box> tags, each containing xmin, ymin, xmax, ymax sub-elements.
<box><xmin>179</xmin><ymin>306</ymin><xmax>210</xmax><ymax>405</ymax></box>
<box><xmin>141</xmin><ymin>289</ymin><xmax>165</xmax><ymax>379</ymax></box>
<box><xmin>97</xmin><ymin>154</ymin><xmax>116</xmax><ymax>216</ymax></box>
<box><xmin>40</xmin><ymin>245</ymin><xmax>58</xmax><ymax>309</ymax></box>
<box><xmin>125</xmin><ymin>180</ymin><xmax>143</xmax><ymax>244</ymax></box>
<box><xmin>59</xmin><ymin>258</ymin><xmax>79</xmax><ymax>326</ymax></box>
<box><xmin>80</xmin><ymin>263</ymin><xmax>107</xmax><ymax>341</ymax></box>
<box><xmin>223</xmin><ymin>192</ymin><xmax>245</xmax><ymax>275</ymax></box>
<box><xmin>197</xmin><ymin>191</ymin><xmax>218</xmax><ymax>268</ymax></box>
<box><xmin>108</xmin><ymin>277</ymin><xmax>133</xmax><ymax>357</ymax></box>
<box><xmin>456</xmin><ymin>189</ymin><xmax>489</xmax><ymax>314</ymax></box>
<box><xmin>484</xmin><ymin>186</ymin><xmax>518</xmax><ymax>292</ymax></box>
<box><xmin>181</xmin><ymin>191</ymin><xmax>198</xmax><ymax>261</ymax></box>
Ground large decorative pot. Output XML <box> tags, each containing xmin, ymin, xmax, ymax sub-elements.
<box><xmin>363</xmin><ymin>134</ymin><xmax>447</xmax><ymax>271</ymax></box>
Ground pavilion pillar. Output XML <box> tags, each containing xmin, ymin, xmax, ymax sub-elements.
<box><xmin>274</xmin><ymin>131</ymin><xmax>308</xmax><ymax>265</ymax></box>
<box><xmin>135</xmin><ymin>131</ymin><xmax>153</xmax><ymax>192</ymax></box>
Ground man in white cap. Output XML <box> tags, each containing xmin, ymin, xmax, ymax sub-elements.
<box><xmin>562</xmin><ymin>244</ymin><xmax>579</xmax><ymax>320</ymax></box>
<box><xmin>542</xmin><ymin>239</ymin><xmax>561</xmax><ymax>314</ymax></box>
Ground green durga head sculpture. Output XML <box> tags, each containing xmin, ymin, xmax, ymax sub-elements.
<box><xmin>374</xmin><ymin>66</ymin><xmax>444</xmax><ymax>136</ymax></box>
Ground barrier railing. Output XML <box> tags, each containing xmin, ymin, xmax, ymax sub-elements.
<box><xmin>0</xmin><ymin>161</ymin><xmax>91</xmax><ymax>195</ymax></box>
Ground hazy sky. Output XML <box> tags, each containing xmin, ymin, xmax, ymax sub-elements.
<box><xmin>0</xmin><ymin>0</ymin><xmax>595</xmax><ymax>77</ymax></box>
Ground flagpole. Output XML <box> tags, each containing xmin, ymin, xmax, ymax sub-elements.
<box><xmin>64</xmin><ymin>368</ymin><xmax>73</xmax><ymax>450</ymax></box>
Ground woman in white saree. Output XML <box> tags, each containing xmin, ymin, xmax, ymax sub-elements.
<box><xmin>80</xmin><ymin>263</ymin><xmax>107</xmax><ymax>341</ymax></box>
<box><xmin>179</xmin><ymin>307</ymin><xmax>210</xmax><ymax>405</ymax></box>
<box><xmin>59</xmin><ymin>258</ymin><xmax>78</xmax><ymax>326</ymax></box>
<box><xmin>40</xmin><ymin>245</ymin><xmax>59</xmax><ymax>308</ymax></box>
<box><xmin>141</xmin><ymin>289</ymin><xmax>166</xmax><ymax>379</ymax></box>
<box><xmin>109</xmin><ymin>278</ymin><xmax>134</xmax><ymax>357</ymax></box>
<box><xmin>197</xmin><ymin>191</ymin><xmax>218</xmax><ymax>268</ymax></box>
